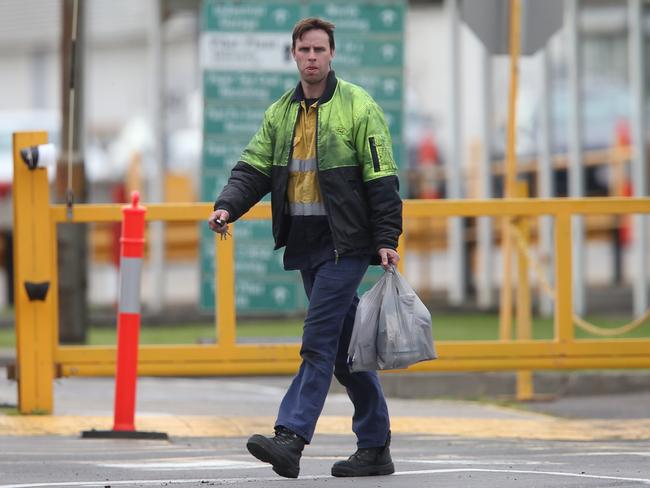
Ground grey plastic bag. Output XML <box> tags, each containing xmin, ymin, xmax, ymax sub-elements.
<box><xmin>348</xmin><ymin>267</ymin><xmax>437</xmax><ymax>372</ymax></box>
<box><xmin>346</xmin><ymin>273</ymin><xmax>386</xmax><ymax>371</ymax></box>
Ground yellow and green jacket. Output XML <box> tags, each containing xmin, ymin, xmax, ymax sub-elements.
<box><xmin>215</xmin><ymin>71</ymin><xmax>402</xmax><ymax>264</ymax></box>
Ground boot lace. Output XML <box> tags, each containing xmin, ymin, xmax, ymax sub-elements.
<box><xmin>274</xmin><ymin>427</ymin><xmax>301</xmax><ymax>446</ymax></box>
<box><xmin>348</xmin><ymin>447</ymin><xmax>381</xmax><ymax>464</ymax></box>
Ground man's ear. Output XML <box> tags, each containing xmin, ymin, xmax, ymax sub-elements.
<box><xmin>291</xmin><ymin>47</ymin><xmax>296</xmax><ymax>61</ymax></box>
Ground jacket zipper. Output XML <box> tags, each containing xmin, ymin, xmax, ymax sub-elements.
<box><xmin>369</xmin><ymin>136</ymin><xmax>381</xmax><ymax>172</ymax></box>
<box><xmin>314</xmin><ymin>102</ymin><xmax>340</xmax><ymax>264</ymax></box>
<box><xmin>287</xmin><ymin>105</ymin><xmax>301</xmax><ymax>167</ymax></box>
<box><xmin>281</xmin><ymin>106</ymin><xmax>301</xmax><ymax>218</ymax></box>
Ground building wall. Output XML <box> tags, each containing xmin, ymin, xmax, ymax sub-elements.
<box><xmin>85</xmin><ymin>43</ymin><xmax>151</xmax><ymax>135</ymax></box>
<box><xmin>0</xmin><ymin>1</ymin><xmax>634</xmax><ymax>174</ymax></box>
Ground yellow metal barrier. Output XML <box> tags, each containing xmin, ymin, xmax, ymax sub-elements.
<box><xmin>13</xmin><ymin>131</ymin><xmax>56</xmax><ymax>414</ymax></box>
<box><xmin>12</xmin><ymin>131</ymin><xmax>650</xmax><ymax>413</ymax></box>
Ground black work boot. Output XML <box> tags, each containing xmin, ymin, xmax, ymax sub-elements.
<box><xmin>246</xmin><ymin>426</ymin><xmax>306</xmax><ymax>478</ymax></box>
<box><xmin>331</xmin><ymin>431</ymin><xmax>395</xmax><ymax>477</ymax></box>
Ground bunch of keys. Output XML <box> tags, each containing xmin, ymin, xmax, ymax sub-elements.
<box><xmin>213</xmin><ymin>218</ymin><xmax>232</xmax><ymax>240</ymax></box>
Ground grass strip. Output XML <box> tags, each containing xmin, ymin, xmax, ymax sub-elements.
<box><xmin>1</xmin><ymin>314</ymin><xmax>648</xmax><ymax>346</ymax></box>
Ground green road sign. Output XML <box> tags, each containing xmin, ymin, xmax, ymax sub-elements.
<box><xmin>334</xmin><ymin>37</ymin><xmax>403</xmax><ymax>68</ymax></box>
<box><xmin>201</xmin><ymin>0</ymin><xmax>405</xmax><ymax>315</ymax></box>
<box><xmin>309</xmin><ymin>2</ymin><xmax>404</xmax><ymax>34</ymax></box>
<box><xmin>202</xmin><ymin>2</ymin><xmax>302</xmax><ymax>32</ymax></box>
<box><xmin>203</xmin><ymin>72</ymin><xmax>297</xmax><ymax>102</ymax></box>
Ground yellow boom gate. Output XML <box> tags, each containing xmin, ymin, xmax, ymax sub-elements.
<box><xmin>12</xmin><ymin>131</ymin><xmax>650</xmax><ymax>414</ymax></box>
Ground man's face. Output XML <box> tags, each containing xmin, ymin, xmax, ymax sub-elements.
<box><xmin>292</xmin><ymin>29</ymin><xmax>334</xmax><ymax>86</ymax></box>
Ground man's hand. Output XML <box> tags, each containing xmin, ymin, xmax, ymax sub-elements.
<box><xmin>208</xmin><ymin>209</ymin><xmax>230</xmax><ymax>236</ymax></box>
<box><xmin>378</xmin><ymin>248</ymin><xmax>400</xmax><ymax>270</ymax></box>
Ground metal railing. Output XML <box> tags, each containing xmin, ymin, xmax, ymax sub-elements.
<box><xmin>13</xmin><ymin>131</ymin><xmax>650</xmax><ymax>413</ymax></box>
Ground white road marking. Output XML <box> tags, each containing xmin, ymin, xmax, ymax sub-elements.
<box><xmin>100</xmin><ymin>458</ymin><xmax>265</xmax><ymax>471</ymax></box>
<box><xmin>394</xmin><ymin>468</ymin><xmax>650</xmax><ymax>483</ymax></box>
<box><xmin>395</xmin><ymin>458</ymin><xmax>563</xmax><ymax>466</ymax></box>
<box><xmin>1</xmin><ymin>468</ymin><xmax>649</xmax><ymax>487</ymax></box>
<box><xmin>558</xmin><ymin>451</ymin><xmax>650</xmax><ymax>457</ymax></box>
<box><xmin>310</xmin><ymin>455</ymin><xmax>562</xmax><ymax>465</ymax></box>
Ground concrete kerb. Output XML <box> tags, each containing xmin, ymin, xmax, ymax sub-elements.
<box><xmin>354</xmin><ymin>370</ymin><xmax>650</xmax><ymax>399</ymax></box>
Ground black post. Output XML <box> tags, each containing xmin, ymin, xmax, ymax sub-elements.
<box><xmin>4</xmin><ymin>232</ymin><xmax>14</xmax><ymax>306</ymax></box>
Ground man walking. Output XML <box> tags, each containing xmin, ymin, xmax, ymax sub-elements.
<box><xmin>208</xmin><ymin>17</ymin><xmax>402</xmax><ymax>478</ymax></box>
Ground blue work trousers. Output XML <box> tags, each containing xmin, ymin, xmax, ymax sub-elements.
<box><xmin>275</xmin><ymin>256</ymin><xmax>390</xmax><ymax>448</ymax></box>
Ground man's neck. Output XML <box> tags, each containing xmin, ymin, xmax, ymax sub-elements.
<box><xmin>300</xmin><ymin>71</ymin><xmax>330</xmax><ymax>99</ymax></box>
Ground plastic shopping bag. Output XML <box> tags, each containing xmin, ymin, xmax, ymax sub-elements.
<box><xmin>346</xmin><ymin>273</ymin><xmax>386</xmax><ymax>371</ymax></box>
<box><xmin>348</xmin><ymin>267</ymin><xmax>437</xmax><ymax>372</ymax></box>
<box><xmin>376</xmin><ymin>268</ymin><xmax>437</xmax><ymax>369</ymax></box>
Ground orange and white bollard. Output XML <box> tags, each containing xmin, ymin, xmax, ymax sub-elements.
<box><xmin>113</xmin><ymin>191</ymin><xmax>146</xmax><ymax>432</ymax></box>
<box><xmin>82</xmin><ymin>192</ymin><xmax>166</xmax><ymax>440</ymax></box>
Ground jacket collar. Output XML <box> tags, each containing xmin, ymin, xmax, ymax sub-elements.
<box><xmin>291</xmin><ymin>70</ymin><xmax>338</xmax><ymax>104</ymax></box>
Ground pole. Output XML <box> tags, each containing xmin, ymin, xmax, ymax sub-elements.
<box><xmin>82</xmin><ymin>192</ymin><xmax>166</xmax><ymax>440</ymax></box>
<box><xmin>499</xmin><ymin>0</ymin><xmax>521</xmax><ymax>339</ymax></box>
<box><xmin>478</xmin><ymin>45</ymin><xmax>494</xmax><ymax>309</ymax></box>
<box><xmin>57</xmin><ymin>0</ymin><xmax>88</xmax><ymax>344</ymax></box>
<box><xmin>566</xmin><ymin>0</ymin><xmax>586</xmax><ymax>315</ymax></box>
<box><xmin>628</xmin><ymin>0</ymin><xmax>648</xmax><ymax>316</ymax></box>
<box><xmin>515</xmin><ymin>181</ymin><xmax>533</xmax><ymax>401</ymax></box>
<box><xmin>13</xmin><ymin>131</ymin><xmax>56</xmax><ymax>414</ymax></box>
<box><xmin>537</xmin><ymin>47</ymin><xmax>554</xmax><ymax>317</ymax></box>
<box><xmin>113</xmin><ymin>192</ymin><xmax>146</xmax><ymax>432</ymax></box>
<box><xmin>504</xmin><ymin>0</ymin><xmax>521</xmax><ymax>199</ymax></box>
<box><xmin>446</xmin><ymin>0</ymin><xmax>466</xmax><ymax>306</ymax></box>
<box><xmin>148</xmin><ymin>0</ymin><xmax>165</xmax><ymax>313</ymax></box>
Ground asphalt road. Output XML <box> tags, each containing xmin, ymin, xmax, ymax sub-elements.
<box><xmin>1</xmin><ymin>371</ymin><xmax>649</xmax><ymax>487</ymax></box>
<box><xmin>1</xmin><ymin>434</ymin><xmax>649</xmax><ymax>487</ymax></box>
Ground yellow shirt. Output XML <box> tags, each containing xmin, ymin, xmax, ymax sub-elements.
<box><xmin>286</xmin><ymin>100</ymin><xmax>326</xmax><ymax>216</ymax></box>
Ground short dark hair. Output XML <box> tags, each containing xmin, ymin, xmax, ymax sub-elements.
<box><xmin>292</xmin><ymin>17</ymin><xmax>335</xmax><ymax>51</ymax></box>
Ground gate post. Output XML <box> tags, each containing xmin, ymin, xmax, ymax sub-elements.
<box><xmin>12</xmin><ymin>131</ymin><xmax>57</xmax><ymax>414</ymax></box>
<box><xmin>515</xmin><ymin>181</ymin><xmax>533</xmax><ymax>400</ymax></box>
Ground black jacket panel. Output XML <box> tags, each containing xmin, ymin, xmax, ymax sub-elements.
<box><xmin>214</xmin><ymin>161</ymin><xmax>271</xmax><ymax>221</ymax></box>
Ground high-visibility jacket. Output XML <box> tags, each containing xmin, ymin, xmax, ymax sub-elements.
<box><xmin>214</xmin><ymin>71</ymin><xmax>402</xmax><ymax>264</ymax></box>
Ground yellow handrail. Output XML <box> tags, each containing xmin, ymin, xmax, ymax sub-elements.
<box><xmin>12</xmin><ymin>129</ymin><xmax>650</xmax><ymax>414</ymax></box>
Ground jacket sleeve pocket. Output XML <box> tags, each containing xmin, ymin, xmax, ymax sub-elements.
<box><xmin>369</xmin><ymin>136</ymin><xmax>381</xmax><ymax>172</ymax></box>
<box><xmin>367</xmin><ymin>135</ymin><xmax>396</xmax><ymax>176</ymax></box>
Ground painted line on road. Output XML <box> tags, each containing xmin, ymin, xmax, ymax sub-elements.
<box><xmin>310</xmin><ymin>455</ymin><xmax>562</xmax><ymax>466</ymax></box>
<box><xmin>559</xmin><ymin>451</ymin><xmax>650</xmax><ymax>457</ymax></box>
<box><xmin>1</xmin><ymin>468</ymin><xmax>649</xmax><ymax>488</ymax></box>
<box><xmin>99</xmin><ymin>456</ymin><xmax>563</xmax><ymax>471</ymax></box>
<box><xmin>395</xmin><ymin>458</ymin><xmax>562</xmax><ymax>466</ymax></box>
<box><xmin>99</xmin><ymin>458</ymin><xmax>266</xmax><ymax>471</ymax></box>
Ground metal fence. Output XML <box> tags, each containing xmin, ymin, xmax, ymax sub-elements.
<box><xmin>13</xmin><ymin>131</ymin><xmax>650</xmax><ymax>414</ymax></box>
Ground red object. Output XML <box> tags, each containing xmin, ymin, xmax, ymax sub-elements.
<box><xmin>417</xmin><ymin>135</ymin><xmax>439</xmax><ymax>167</ymax></box>
<box><xmin>615</xmin><ymin>119</ymin><xmax>631</xmax><ymax>146</ymax></box>
<box><xmin>112</xmin><ymin>313</ymin><xmax>141</xmax><ymax>431</ymax></box>
<box><xmin>119</xmin><ymin>191</ymin><xmax>146</xmax><ymax>258</ymax></box>
<box><xmin>619</xmin><ymin>180</ymin><xmax>633</xmax><ymax>246</ymax></box>
<box><xmin>112</xmin><ymin>191</ymin><xmax>146</xmax><ymax>432</ymax></box>
<box><xmin>0</xmin><ymin>182</ymin><xmax>10</xmax><ymax>199</ymax></box>
<box><xmin>416</xmin><ymin>135</ymin><xmax>441</xmax><ymax>199</ymax></box>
